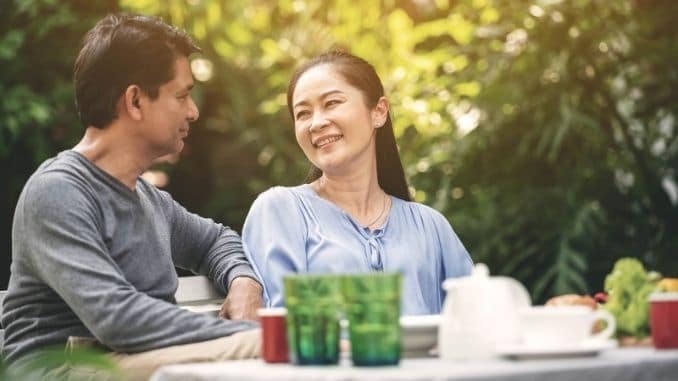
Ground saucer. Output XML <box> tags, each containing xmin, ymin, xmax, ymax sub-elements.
<box><xmin>496</xmin><ymin>339</ymin><xmax>618</xmax><ymax>360</ymax></box>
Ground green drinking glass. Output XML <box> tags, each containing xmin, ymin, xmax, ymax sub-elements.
<box><xmin>342</xmin><ymin>272</ymin><xmax>402</xmax><ymax>366</ymax></box>
<box><xmin>283</xmin><ymin>274</ymin><xmax>343</xmax><ymax>365</ymax></box>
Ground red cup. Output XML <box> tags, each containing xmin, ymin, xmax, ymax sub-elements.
<box><xmin>257</xmin><ymin>307</ymin><xmax>289</xmax><ymax>363</ymax></box>
<box><xmin>649</xmin><ymin>292</ymin><xmax>678</xmax><ymax>349</ymax></box>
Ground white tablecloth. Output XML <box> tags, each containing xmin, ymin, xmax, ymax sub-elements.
<box><xmin>150</xmin><ymin>347</ymin><xmax>678</xmax><ymax>381</ymax></box>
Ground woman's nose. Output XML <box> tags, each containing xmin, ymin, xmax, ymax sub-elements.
<box><xmin>309</xmin><ymin>112</ymin><xmax>329</xmax><ymax>132</ymax></box>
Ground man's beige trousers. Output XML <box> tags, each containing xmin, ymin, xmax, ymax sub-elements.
<box><xmin>47</xmin><ymin>328</ymin><xmax>261</xmax><ymax>381</ymax></box>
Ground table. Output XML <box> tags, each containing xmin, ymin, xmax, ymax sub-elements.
<box><xmin>150</xmin><ymin>347</ymin><xmax>678</xmax><ymax>381</ymax></box>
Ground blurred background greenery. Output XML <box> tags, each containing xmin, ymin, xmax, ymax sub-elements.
<box><xmin>1</xmin><ymin>0</ymin><xmax>676</xmax><ymax>303</ymax></box>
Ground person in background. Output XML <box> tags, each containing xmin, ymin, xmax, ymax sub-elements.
<box><xmin>2</xmin><ymin>13</ymin><xmax>262</xmax><ymax>380</ymax></box>
<box><xmin>243</xmin><ymin>50</ymin><xmax>473</xmax><ymax>315</ymax></box>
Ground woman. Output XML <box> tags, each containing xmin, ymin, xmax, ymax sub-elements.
<box><xmin>243</xmin><ymin>50</ymin><xmax>472</xmax><ymax>315</ymax></box>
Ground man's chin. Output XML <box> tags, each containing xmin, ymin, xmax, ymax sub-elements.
<box><xmin>156</xmin><ymin>142</ymin><xmax>184</xmax><ymax>160</ymax></box>
<box><xmin>173</xmin><ymin>139</ymin><xmax>185</xmax><ymax>153</ymax></box>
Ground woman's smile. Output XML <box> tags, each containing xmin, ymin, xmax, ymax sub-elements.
<box><xmin>313</xmin><ymin>134</ymin><xmax>343</xmax><ymax>149</ymax></box>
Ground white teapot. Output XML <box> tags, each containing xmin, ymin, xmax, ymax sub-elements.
<box><xmin>439</xmin><ymin>263</ymin><xmax>531</xmax><ymax>360</ymax></box>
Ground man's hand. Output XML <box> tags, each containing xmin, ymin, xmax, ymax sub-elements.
<box><xmin>219</xmin><ymin>277</ymin><xmax>263</xmax><ymax>321</ymax></box>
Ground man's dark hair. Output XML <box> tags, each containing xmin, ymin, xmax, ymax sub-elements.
<box><xmin>74</xmin><ymin>13</ymin><xmax>200</xmax><ymax>128</ymax></box>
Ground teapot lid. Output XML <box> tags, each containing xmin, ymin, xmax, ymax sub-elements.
<box><xmin>472</xmin><ymin>263</ymin><xmax>490</xmax><ymax>277</ymax></box>
<box><xmin>442</xmin><ymin>263</ymin><xmax>490</xmax><ymax>290</ymax></box>
<box><xmin>442</xmin><ymin>263</ymin><xmax>532</xmax><ymax>307</ymax></box>
<box><xmin>442</xmin><ymin>262</ymin><xmax>525</xmax><ymax>288</ymax></box>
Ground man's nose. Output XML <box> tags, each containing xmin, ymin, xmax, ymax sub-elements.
<box><xmin>187</xmin><ymin>96</ymin><xmax>199</xmax><ymax>122</ymax></box>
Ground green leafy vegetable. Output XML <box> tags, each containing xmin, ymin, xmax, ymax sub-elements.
<box><xmin>603</xmin><ymin>258</ymin><xmax>658</xmax><ymax>337</ymax></box>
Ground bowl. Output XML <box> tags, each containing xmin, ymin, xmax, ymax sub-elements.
<box><xmin>400</xmin><ymin>314</ymin><xmax>440</xmax><ymax>357</ymax></box>
<box><xmin>649</xmin><ymin>292</ymin><xmax>678</xmax><ymax>349</ymax></box>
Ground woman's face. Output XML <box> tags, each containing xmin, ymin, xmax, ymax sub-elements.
<box><xmin>291</xmin><ymin>64</ymin><xmax>388</xmax><ymax>176</ymax></box>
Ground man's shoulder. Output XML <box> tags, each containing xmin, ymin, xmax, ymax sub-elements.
<box><xmin>20</xmin><ymin>152</ymin><xmax>97</xmax><ymax>208</ymax></box>
<box><xmin>27</xmin><ymin>150</ymin><xmax>88</xmax><ymax>185</ymax></box>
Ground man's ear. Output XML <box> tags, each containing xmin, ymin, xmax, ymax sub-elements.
<box><xmin>372</xmin><ymin>96</ymin><xmax>390</xmax><ymax>129</ymax></box>
<box><xmin>123</xmin><ymin>85</ymin><xmax>143</xmax><ymax>121</ymax></box>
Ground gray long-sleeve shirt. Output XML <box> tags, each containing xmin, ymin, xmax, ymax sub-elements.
<box><xmin>1</xmin><ymin>150</ymin><xmax>259</xmax><ymax>363</ymax></box>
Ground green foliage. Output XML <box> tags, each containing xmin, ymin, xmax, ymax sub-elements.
<box><xmin>603</xmin><ymin>258</ymin><xmax>658</xmax><ymax>337</ymax></box>
<box><xmin>0</xmin><ymin>347</ymin><xmax>121</xmax><ymax>381</ymax></box>
<box><xmin>446</xmin><ymin>0</ymin><xmax>678</xmax><ymax>301</ymax></box>
<box><xmin>2</xmin><ymin>0</ymin><xmax>677</xmax><ymax>304</ymax></box>
<box><xmin>0</xmin><ymin>0</ymin><xmax>119</xmax><ymax>282</ymax></box>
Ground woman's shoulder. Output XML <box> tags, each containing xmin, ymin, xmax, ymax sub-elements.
<box><xmin>255</xmin><ymin>184</ymin><xmax>309</xmax><ymax>202</ymax></box>
<box><xmin>250</xmin><ymin>184</ymin><xmax>315</xmax><ymax>214</ymax></box>
<box><xmin>394</xmin><ymin>197</ymin><xmax>448</xmax><ymax>223</ymax></box>
<box><xmin>245</xmin><ymin>185</ymin><xmax>313</xmax><ymax>238</ymax></box>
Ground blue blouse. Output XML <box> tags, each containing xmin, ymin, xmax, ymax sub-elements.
<box><xmin>242</xmin><ymin>184</ymin><xmax>473</xmax><ymax>315</ymax></box>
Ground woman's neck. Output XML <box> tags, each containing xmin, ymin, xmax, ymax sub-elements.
<box><xmin>313</xmin><ymin>170</ymin><xmax>389</xmax><ymax>227</ymax></box>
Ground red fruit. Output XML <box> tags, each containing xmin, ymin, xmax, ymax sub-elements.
<box><xmin>594</xmin><ymin>292</ymin><xmax>608</xmax><ymax>303</ymax></box>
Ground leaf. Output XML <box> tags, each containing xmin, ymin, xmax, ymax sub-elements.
<box><xmin>212</xmin><ymin>38</ymin><xmax>234</xmax><ymax>58</ymax></box>
<box><xmin>480</xmin><ymin>7</ymin><xmax>500</xmax><ymax>25</ymax></box>
<box><xmin>206</xmin><ymin>1</ymin><xmax>221</xmax><ymax>28</ymax></box>
<box><xmin>532</xmin><ymin>266</ymin><xmax>557</xmax><ymax>301</ymax></box>
<box><xmin>0</xmin><ymin>30</ymin><xmax>24</xmax><ymax>60</ymax></box>
<box><xmin>454</xmin><ymin>82</ymin><xmax>481</xmax><ymax>98</ymax></box>
<box><xmin>447</xmin><ymin>14</ymin><xmax>474</xmax><ymax>45</ymax></box>
<box><xmin>387</xmin><ymin>9</ymin><xmax>413</xmax><ymax>33</ymax></box>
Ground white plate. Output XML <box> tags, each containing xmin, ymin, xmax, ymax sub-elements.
<box><xmin>496</xmin><ymin>339</ymin><xmax>618</xmax><ymax>360</ymax></box>
<box><xmin>400</xmin><ymin>314</ymin><xmax>440</xmax><ymax>357</ymax></box>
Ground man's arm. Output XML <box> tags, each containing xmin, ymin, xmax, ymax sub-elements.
<box><xmin>158</xmin><ymin>188</ymin><xmax>263</xmax><ymax>320</ymax></box>
<box><xmin>21</xmin><ymin>175</ymin><xmax>257</xmax><ymax>352</ymax></box>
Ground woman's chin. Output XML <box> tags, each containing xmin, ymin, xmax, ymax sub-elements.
<box><xmin>310</xmin><ymin>153</ymin><xmax>346</xmax><ymax>172</ymax></box>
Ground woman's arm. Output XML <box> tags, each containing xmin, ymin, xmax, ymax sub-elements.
<box><xmin>242</xmin><ymin>187</ymin><xmax>308</xmax><ymax>307</ymax></box>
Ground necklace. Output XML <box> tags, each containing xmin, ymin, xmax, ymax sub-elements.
<box><xmin>365</xmin><ymin>193</ymin><xmax>389</xmax><ymax>228</ymax></box>
<box><xmin>315</xmin><ymin>179</ymin><xmax>389</xmax><ymax>228</ymax></box>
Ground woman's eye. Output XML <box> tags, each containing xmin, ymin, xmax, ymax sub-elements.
<box><xmin>295</xmin><ymin>110</ymin><xmax>310</xmax><ymax>120</ymax></box>
<box><xmin>325</xmin><ymin>99</ymin><xmax>340</xmax><ymax>107</ymax></box>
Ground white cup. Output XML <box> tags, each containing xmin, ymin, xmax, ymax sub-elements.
<box><xmin>519</xmin><ymin>305</ymin><xmax>616</xmax><ymax>348</ymax></box>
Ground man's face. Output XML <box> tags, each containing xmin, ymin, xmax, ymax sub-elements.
<box><xmin>138</xmin><ymin>55</ymin><xmax>199</xmax><ymax>157</ymax></box>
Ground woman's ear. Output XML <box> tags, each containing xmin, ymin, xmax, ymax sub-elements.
<box><xmin>122</xmin><ymin>85</ymin><xmax>143</xmax><ymax>121</ymax></box>
<box><xmin>372</xmin><ymin>96</ymin><xmax>390</xmax><ymax>128</ymax></box>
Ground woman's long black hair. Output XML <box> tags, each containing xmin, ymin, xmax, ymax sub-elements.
<box><xmin>286</xmin><ymin>50</ymin><xmax>411</xmax><ymax>201</ymax></box>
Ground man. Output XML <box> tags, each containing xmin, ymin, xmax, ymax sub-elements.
<box><xmin>1</xmin><ymin>13</ymin><xmax>262</xmax><ymax>379</ymax></box>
